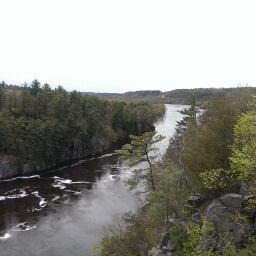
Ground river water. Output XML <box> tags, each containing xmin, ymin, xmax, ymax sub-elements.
<box><xmin>0</xmin><ymin>104</ymin><xmax>185</xmax><ymax>256</ymax></box>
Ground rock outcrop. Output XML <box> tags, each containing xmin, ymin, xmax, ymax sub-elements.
<box><xmin>0</xmin><ymin>156</ymin><xmax>41</xmax><ymax>179</ymax></box>
<box><xmin>149</xmin><ymin>190</ymin><xmax>256</xmax><ymax>255</ymax></box>
<box><xmin>149</xmin><ymin>215</ymin><xmax>178</xmax><ymax>256</ymax></box>
<box><xmin>149</xmin><ymin>233</ymin><xmax>176</xmax><ymax>256</ymax></box>
<box><xmin>0</xmin><ymin>132</ymin><xmax>111</xmax><ymax>179</ymax></box>
<box><xmin>203</xmin><ymin>193</ymin><xmax>255</xmax><ymax>249</ymax></box>
<box><xmin>0</xmin><ymin>155</ymin><xmax>20</xmax><ymax>179</ymax></box>
<box><xmin>149</xmin><ymin>246</ymin><xmax>175</xmax><ymax>256</ymax></box>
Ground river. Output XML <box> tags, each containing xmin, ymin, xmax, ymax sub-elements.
<box><xmin>0</xmin><ymin>104</ymin><xmax>185</xmax><ymax>256</ymax></box>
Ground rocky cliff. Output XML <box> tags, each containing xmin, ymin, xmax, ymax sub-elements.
<box><xmin>149</xmin><ymin>185</ymin><xmax>256</xmax><ymax>255</ymax></box>
<box><xmin>0</xmin><ymin>132</ymin><xmax>113</xmax><ymax>179</ymax></box>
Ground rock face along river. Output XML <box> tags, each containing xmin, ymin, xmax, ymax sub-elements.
<box><xmin>0</xmin><ymin>104</ymin><xmax>185</xmax><ymax>256</ymax></box>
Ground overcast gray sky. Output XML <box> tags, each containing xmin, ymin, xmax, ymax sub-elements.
<box><xmin>1</xmin><ymin>0</ymin><xmax>256</xmax><ymax>93</ymax></box>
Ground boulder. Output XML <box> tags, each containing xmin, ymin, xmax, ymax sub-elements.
<box><xmin>188</xmin><ymin>194</ymin><xmax>207</xmax><ymax>215</ymax></box>
<box><xmin>204</xmin><ymin>193</ymin><xmax>255</xmax><ymax>249</ymax></box>
<box><xmin>191</xmin><ymin>211</ymin><xmax>203</xmax><ymax>225</ymax></box>
<box><xmin>149</xmin><ymin>247</ymin><xmax>162</xmax><ymax>256</ymax></box>
<box><xmin>148</xmin><ymin>230</ymin><xmax>177</xmax><ymax>256</ymax></box>
<box><xmin>188</xmin><ymin>194</ymin><xmax>206</xmax><ymax>207</ymax></box>
<box><xmin>149</xmin><ymin>247</ymin><xmax>175</xmax><ymax>256</ymax></box>
<box><xmin>160</xmin><ymin>232</ymin><xmax>175</xmax><ymax>253</ymax></box>
<box><xmin>165</xmin><ymin>213</ymin><xmax>178</xmax><ymax>230</ymax></box>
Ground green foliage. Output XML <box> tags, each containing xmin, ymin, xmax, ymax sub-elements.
<box><xmin>0</xmin><ymin>82</ymin><xmax>5</xmax><ymax>111</ymax></box>
<box><xmin>221</xmin><ymin>235</ymin><xmax>256</xmax><ymax>255</ymax></box>
<box><xmin>0</xmin><ymin>81</ymin><xmax>165</xmax><ymax>171</ymax></box>
<box><xmin>164</xmin><ymin>91</ymin><xmax>256</xmax><ymax>254</ymax></box>
<box><xmin>92</xmin><ymin>212</ymin><xmax>159</xmax><ymax>256</ymax></box>
<box><xmin>119</xmin><ymin>131</ymin><xmax>164</xmax><ymax>191</ymax></box>
<box><xmin>172</xmin><ymin>93</ymin><xmax>246</xmax><ymax>195</ymax></box>
<box><xmin>166</xmin><ymin>94</ymin><xmax>200</xmax><ymax>173</ymax></box>
<box><xmin>169</xmin><ymin>223</ymin><xmax>188</xmax><ymax>252</ymax></box>
<box><xmin>201</xmin><ymin>105</ymin><xmax>256</xmax><ymax>196</ymax></box>
<box><xmin>96</xmin><ymin>139</ymin><xmax>191</xmax><ymax>256</ymax></box>
<box><xmin>148</xmin><ymin>161</ymin><xmax>190</xmax><ymax>220</ymax></box>
<box><xmin>229</xmin><ymin>110</ymin><xmax>256</xmax><ymax>193</ymax></box>
<box><xmin>173</xmin><ymin>219</ymin><xmax>215</xmax><ymax>256</ymax></box>
<box><xmin>94</xmin><ymin>89</ymin><xmax>256</xmax><ymax>256</ymax></box>
<box><xmin>173</xmin><ymin>217</ymin><xmax>256</xmax><ymax>255</ymax></box>
<box><xmin>200</xmin><ymin>168</ymin><xmax>229</xmax><ymax>190</ymax></box>
<box><xmin>177</xmin><ymin>94</ymin><xmax>199</xmax><ymax>134</ymax></box>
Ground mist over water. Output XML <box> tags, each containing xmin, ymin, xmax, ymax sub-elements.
<box><xmin>0</xmin><ymin>104</ymin><xmax>185</xmax><ymax>256</ymax></box>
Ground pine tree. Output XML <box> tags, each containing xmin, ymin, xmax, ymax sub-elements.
<box><xmin>119</xmin><ymin>131</ymin><xmax>164</xmax><ymax>191</ymax></box>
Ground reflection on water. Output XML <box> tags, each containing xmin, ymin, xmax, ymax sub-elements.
<box><xmin>0</xmin><ymin>104</ymin><xmax>185</xmax><ymax>256</ymax></box>
<box><xmin>0</xmin><ymin>152</ymin><xmax>141</xmax><ymax>256</ymax></box>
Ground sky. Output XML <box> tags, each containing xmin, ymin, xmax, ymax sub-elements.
<box><xmin>1</xmin><ymin>0</ymin><xmax>256</xmax><ymax>93</ymax></box>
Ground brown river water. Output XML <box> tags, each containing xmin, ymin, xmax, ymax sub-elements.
<box><xmin>0</xmin><ymin>104</ymin><xmax>185</xmax><ymax>256</ymax></box>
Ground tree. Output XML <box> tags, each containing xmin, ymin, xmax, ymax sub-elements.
<box><xmin>184</xmin><ymin>93</ymin><xmax>242</xmax><ymax>194</ymax></box>
<box><xmin>119</xmin><ymin>131</ymin><xmax>164</xmax><ymax>192</ymax></box>
<box><xmin>0</xmin><ymin>82</ymin><xmax>5</xmax><ymax>111</ymax></box>
<box><xmin>166</xmin><ymin>94</ymin><xmax>199</xmax><ymax>171</ymax></box>
<box><xmin>176</xmin><ymin>93</ymin><xmax>199</xmax><ymax>134</ymax></box>
<box><xmin>30</xmin><ymin>79</ymin><xmax>41</xmax><ymax>95</ymax></box>
<box><xmin>92</xmin><ymin>211</ymin><xmax>160</xmax><ymax>256</ymax></box>
<box><xmin>202</xmin><ymin>107</ymin><xmax>256</xmax><ymax>196</ymax></box>
<box><xmin>229</xmin><ymin>109</ymin><xmax>256</xmax><ymax>192</ymax></box>
<box><xmin>0</xmin><ymin>80</ymin><xmax>166</xmax><ymax>179</ymax></box>
<box><xmin>148</xmin><ymin>160</ymin><xmax>190</xmax><ymax>221</ymax></box>
<box><xmin>52</xmin><ymin>87</ymin><xmax>68</xmax><ymax>121</ymax></box>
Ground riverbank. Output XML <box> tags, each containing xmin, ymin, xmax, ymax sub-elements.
<box><xmin>0</xmin><ymin>104</ymin><xmax>184</xmax><ymax>256</ymax></box>
<box><xmin>0</xmin><ymin>82</ymin><xmax>166</xmax><ymax>180</ymax></box>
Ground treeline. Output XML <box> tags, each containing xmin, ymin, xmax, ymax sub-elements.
<box><xmin>0</xmin><ymin>80</ymin><xmax>165</xmax><ymax>170</ymax></box>
<box><xmin>94</xmin><ymin>87</ymin><xmax>256</xmax><ymax>255</ymax></box>
<box><xmin>82</xmin><ymin>87</ymin><xmax>256</xmax><ymax>105</ymax></box>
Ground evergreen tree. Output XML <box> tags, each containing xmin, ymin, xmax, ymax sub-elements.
<box><xmin>119</xmin><ymin>131</ymin><xmax>164</xmax><ymax>192</ymax></box>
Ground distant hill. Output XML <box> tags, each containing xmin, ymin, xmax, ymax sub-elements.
<box><xmin>123</xmin><ymin>90</ymin><xmax>162</xmax><ymax>97</ymax></box>
<box><xmin>81</xmin><ymin>92</ymin><xmax>120</xmax><ymax>97</ymax></box>
<box><xmin>81</xmin><ymin>90</ymin><xmax>162</xmax><ymax>99</ymax></box>
<box><xmin>81</xmin><ymin>87</ymin><xmax>256</xmax><ymax>105</ymax></box>
<box><xmin>164</xmin><ymin>87</ymin><xmax>256</xmax><ymax>104</ymax></box>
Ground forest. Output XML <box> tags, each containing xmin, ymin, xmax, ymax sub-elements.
<box><xmin>93</xmin><ymin>87</ymin><xmax>256</xmax><ymax>255</ymax></box>
<box><xmin>0</xmin><ymin>80</ymin><xmax>165</xmax><ymax>176</ymax></box>
<box><xmin>1</xmin><ymin>80</ymin><xmax>256</xmax><ymax>255</ymax></box>
<box><xmin>82</xmin><ymin>87</ymin><xmax>256</xmax><ymax>105</ymax></box>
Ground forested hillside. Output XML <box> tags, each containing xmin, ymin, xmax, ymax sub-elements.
<box><xmin>0</xmin><ymin>80</ymin><xmax>165</xmax><ymax>178</ymax></box>
<box><xmin>82</xmin><ymin>87</ymin><xmax>256</xmax><ymax>105</ymax></box>
<box><xmin>94</xmin><ymin>88</ymin><xmax>256</xmax><ymax>255</ymax></box>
